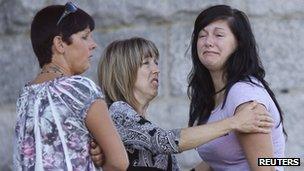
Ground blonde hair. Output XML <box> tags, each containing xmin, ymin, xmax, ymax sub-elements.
<box><xmin>98</xmin><ymin>37</ymin><xmax>159</xmax><ymax>109</ymax></box>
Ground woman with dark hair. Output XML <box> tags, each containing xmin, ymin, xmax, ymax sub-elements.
<box><xmin>91</xmin><ymin>37</ymin><xmax>274</xmax><ymax>171</ymax></box>
<box><xmin>13</xmin><ymin>2</ymin><xmax>128</xmax><ymax>170</ymax></box>
<box><xmin>188</xmin><ymin>5</ymin><xmax>286</xmax><ymax>171</ymax></box>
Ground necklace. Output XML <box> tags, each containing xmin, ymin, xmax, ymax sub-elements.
<box><xmin>40</xmin><ymin>65</ymin><xmax>66</xmax><ymax>77</ymax></box>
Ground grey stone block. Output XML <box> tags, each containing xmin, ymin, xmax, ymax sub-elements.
<box><xmin>246</xmin><ymin>0</ymin><xmax>304</xmax><ymax>17</ymax></box>
<box><xmin>222</xmin><ymin>0</ymin><xmax>248</xmax><ymax>11</ymax></box>
<box><xmin>251</xmin><ymin>18</ymin><xmax>304</xmax><ymax>90</ymax></box>
<box><xmin>0</xmin><ymin>104</ymin><xmax>16</xmax><ymax>171</ymax></box>
<box><xmin>3</xmin><ymin>0</ymin><xmax>33</xmax><ymax>34</ymax></box>
<box><xmin>276</xmin><ymin>90</ymin><xmax>304</xmax><ymax>159</ymax></box>
<box><xmin>148</xmin><ymin>97</ymin><xmax>190</xmax><ymax>129</ymax></box>
<box><xmin>72</xmin><ymin>0</ymin><xmax>225</xmax><ymax>29</ymax></box>
<box><xmin>0</xmin><ymin>34</ymin><xmax>39</xmax><ymax>105</ymax></box>
<box><xmin>169</xmin><ymin>23</ymin><xmax>193</xmax><ymax>96</ymax></box>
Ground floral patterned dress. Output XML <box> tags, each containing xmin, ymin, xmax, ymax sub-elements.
<box><xmin>109</xmin><ymin>101</ymin><xmax>182</xmax><ymax>171</ymax></box>
<box><xmin>14</xmin><ymin>76</ymin><xmax>103</xmax><ymax>171</ymax></box>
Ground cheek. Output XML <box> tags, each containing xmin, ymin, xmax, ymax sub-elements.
<box><xmin>226</xmin><ymin>44</ymin><xmax>237</xmax><ymax>56</ymax></box>
<box><xmin>196</xmin><ymin>41</ymin><xmax>204</xmax><ymax>57</ymax></box>
<box><xmin>197</xmin><ymin>40</ymin><xmax>204</xmax><ymax>50</ymax></box>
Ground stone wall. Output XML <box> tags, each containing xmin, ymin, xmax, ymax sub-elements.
<box><xmin>0</xmin><ymin>0</ymin><xmax>303</xmax><ymax>170</ymax></box>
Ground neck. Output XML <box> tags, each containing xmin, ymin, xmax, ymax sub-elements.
<box><xmin>210</xmin><ymin>70</ymin><xmax>225</xmax><ymax>92</ymax></box>
<box><xmin>210</xmin><ymin>70</ymin><xmax>226</xmax><ymax>106</ymax></box>
<box><xmin>134</xmin><ymin>94</ymin><xmax>151</xmax><ymax>117</ymax></box>
<box><xmin>41</xmin><ymin>58</ymin><xmax>72</xmax><ymax>76</ymax></box>
<box><xmin>136</xmin><ymin>101</ymin><xmax>149</xmax><ymax>117</ymax></box>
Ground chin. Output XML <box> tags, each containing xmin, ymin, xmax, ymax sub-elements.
<box><xmin>152</xmin><ymin>91</ymin><xmax>158</xmax><ymax>98</ymax></box>
<box><xmin>75</xmin><ymin>68</ymin><xmax>88</xmax><ymax>75</ymax></box>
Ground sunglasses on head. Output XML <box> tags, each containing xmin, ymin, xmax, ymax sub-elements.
<box><xmin>56</xmin><ymin>2</ymin><xmax>78</xmax><ymax>25</ymax></box>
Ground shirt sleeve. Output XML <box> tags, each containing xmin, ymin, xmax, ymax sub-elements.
<box><xmin>109</xmin><ymin>101</ymin><xmax>181</xmax><ymax>155</ymax></box>
<box><xmin>225</xmin><ymin>79</ymin><xmax>270</xmax><ymax>117</ymax></box>
<box><xmin>56</xmin><ymin>76</ymin><xmax>104</xmax><ymax>120</ymax></box>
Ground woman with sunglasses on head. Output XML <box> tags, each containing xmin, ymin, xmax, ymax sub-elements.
<box><xmin>91</xmin><ymin>37</ymin><xmax>274</xmax><ymax>171</ymax></box>
<box><xmin>188</xmin><ymin>5</ymin><xmax>286</xmax><ymax>171</ymax></box>
<box><xmin>13</xmin><ymin>3</ymin><xmax>128</xmax><ymax>171</ymax></box>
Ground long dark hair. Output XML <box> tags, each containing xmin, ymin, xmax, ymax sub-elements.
<box><xmin>187</xmin><ymin>5</ymin><xmax>286</xmax><ymax>136</ymax></box>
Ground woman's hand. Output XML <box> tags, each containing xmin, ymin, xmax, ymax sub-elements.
<box><xmin>232</xmin><ymin>101</ymin><xmax>274</xmax><ymax>133</ymax></box>
<box><xmin>89</xmin><ymin>140</ymin><xmax>104</xmax><ymax>167</ymax></box>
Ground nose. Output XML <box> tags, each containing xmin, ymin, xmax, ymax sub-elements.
<box><xmin>204</xmin><ymin>35</ymin><xmax>214</xmax><ymax>48</ymax></box>
<box><xmin>90</xmin><ymin>40</ymin><xmax>97</xmax><ymax>50</ymax></box>
<box><xmin>152</xmin><ymin>62</ymin><xmax>160</xmax><ymax>74</ymax></box>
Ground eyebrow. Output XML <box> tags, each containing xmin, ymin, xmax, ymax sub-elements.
<box><xmin>202</xmin><ymin>27</ymin><xmax>226</xmax><ymax>32</ymax></box>
<box><xmin>83</xmin><ymin>29</ymin><xmax>91</xmax><ymax>34</ymax></box>
<box><xmin>214</xmin><ymin>27</ymin><xmax>225</xmax><ymax>30</ymax></box>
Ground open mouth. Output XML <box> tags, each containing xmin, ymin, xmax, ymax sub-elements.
<box><xmin>151</xmin><ymin>78</ymin><xmax>159</xmax><ymax>87</ymax></box>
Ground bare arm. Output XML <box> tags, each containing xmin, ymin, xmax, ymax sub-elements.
<box><xmin>236</xmin><ymin>103</ymin><xmax>275</xmax><ymax>171</ymax></box>
<box><xmin>85</xmin><ymin>100</ymin><xmax>129</xmax><ymax>171</ymax></box>
<box><xmin>193</xmin><ymin>161</ymin><xmax>213</xmax><ymax>171</ymax></box>
<box><xmin>178</xmin><ymin>102</ymin><xmax>273</xmax><ymax>151</ymax></box>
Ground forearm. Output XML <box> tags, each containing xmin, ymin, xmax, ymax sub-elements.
<box><xmin>102</xmin><ymin>164</ymin><xmax>128</xmax><ymax>171</ymax></box>
<box><xmin>193</xmin><ymin>161</ymin><xmax>213</xmax><ymax>171</ymax></box>
<box><xmin>179</xmin><ymin>117</ymin><xmax>236</xmax><ymax>151</ymax></box>
<box><xmin>236</xmin><ymin>104</ymin><xmax>275</xmax><ymax>171</ymax></box>
<box><xmin>86</xmin><ymin>100</ymin><xmax>129</xmax><ymax>170</ymax></box>
<box><xmin>237</xmin><ymin>133</ymin><xmax>275</xmax><ymax>171</ymax></box>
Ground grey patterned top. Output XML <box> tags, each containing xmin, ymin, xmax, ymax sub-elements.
<box><xmin>109</xmin><ymin>101</ymin><xmax>181</xmax><ymax>171</ymax></box>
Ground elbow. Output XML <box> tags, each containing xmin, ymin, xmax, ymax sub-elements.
<box><xmin>252</xmin><ymin>166</ymin><xmax>276</xmax><ymax>171</ymax></box>
<box><xmin>121</xmin><ymin>159</ymin><xmax>130</xmax><ymax>171</ymax></box>
<box><xmin>103</xmin><ymin>159</ymin><xmax>129</xmax><ymax>171</ymax></box>
<box><xmin>269</xmin><ymin>166</ymin><xmax>276</xmax><ymax>171</ymax></box>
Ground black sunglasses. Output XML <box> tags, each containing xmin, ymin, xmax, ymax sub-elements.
<box><xmin>56</xmin><ymin>2</ymin><xmax>78</xmax><ymax>25</ymax></box>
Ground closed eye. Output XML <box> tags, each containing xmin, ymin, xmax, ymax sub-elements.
<box><xmin>142</xmin><ymin>61</ymin><xmax>149</xmax><ymax>65</ymax></box>
<box><xmin>154</xmin><ymin>60</ymin><xmax>159</xmax><ymax>65</ymax></box>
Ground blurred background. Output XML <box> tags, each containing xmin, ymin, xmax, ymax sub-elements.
<box><xmin>0</xmin><ymin>0</ymin><xmax>303</xmax><ymax>170</ymax></box>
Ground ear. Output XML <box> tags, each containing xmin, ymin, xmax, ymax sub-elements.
<box><xmin>52</xmin><ymin>36</ymin><xmax>65</xmax><ymax>54</ymax></box>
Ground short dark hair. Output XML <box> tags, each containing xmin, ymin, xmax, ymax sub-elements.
<box><xmin>188</xmin><ymin>5</ymin><xmax>286</xmax><ymax>137</ymax></box>
<box><xmin>31</xmin><ymin>4</ymin><xmax>95</xmax><ymax>68</ymax></box>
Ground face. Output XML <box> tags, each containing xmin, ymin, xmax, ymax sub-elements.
<box><xmin>63</xmin><ymin>27</ymin><xmax>97</xmax><ymax>74</ymax></box>
<box><xmin>134</xmin><ymin>56</ymin><xmax>160</xmax><ymax>103</ymax></box>
<box><xmin>197</xmin><ymin>19</ymin><xmax>237</xmax><ymax>72</ymax></box>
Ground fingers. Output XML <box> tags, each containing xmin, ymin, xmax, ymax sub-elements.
<box><xmin>90</xmin><ymin>141</ymin><xmax>97</xmax><ymax>148</ymax></box>
<box><xmin>89</xmin><ymin>140</ymin><xmax>105</xmax><ymax>167</ymax></box>
<box><xmin>248</xmin><ymin>100</ymin><xmax>258</xmax><ymax>109</ymax></box>
<box><xmin>90</xmin><ymin>140</ymin><xmax>102</xmax><ymax>155</ymax></box>
<box><xmin>256</xmin><ymin>127</ymin><xmax>271</xmax><ymax>134</ymax></box>
<box><xmin>257</xmin><ymin>114</ymin><xmax>274</xmax><ymax>122</ymax></box>
<box><xmin>94</xmin><ymin>161</ymin><xmax>103</xmax><ymax>167</ymax></box>
<box><xmin>91</xmin><ymin>154</ymin><xmax>104</xmax><ymax>167</ymax></box>
<box><xmin>257</xmin><ymin>121</ymin><xmax>274</xmax><ymax>128</ymax></box>
<box><xmin>90</xmin><ymin>147</ymin><xmax>105</xmax><ymax>167</ymax></box>
<box><xmin>90</xmin><ymin>147</ymin><xmax>101</xmax><ymax>155</ymax></box>
<box><xmin>254</xmin><ymin>115</ymin><xmax>274</xmax><ymax>134</ymax></box>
